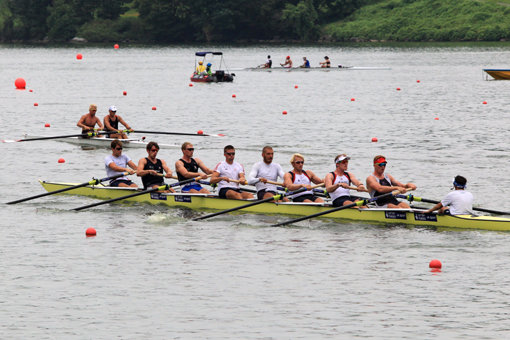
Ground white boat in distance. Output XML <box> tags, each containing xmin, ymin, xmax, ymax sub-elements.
<box><xmin>23</xmin><ymin>134</ymin><xmax>179</xmax><ymax>149</ymax></box>
<box><xmin>233</xmin><ymin>65</ymin><xmax>391</xmax><ymax>71</ymax></box>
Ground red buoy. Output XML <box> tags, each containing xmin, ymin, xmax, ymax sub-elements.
<box><xmin>350</xmin><ymin>98</ymin><xmax>355</xmax><ymax>101</ymax></box>
<box><xmin>34</xmin><ymin>103</ymin><xmax>38</xmax><ymax>106</ymax></box>
<box><xmin>189</xmin><ymin>83</ymin><xmax>193</xmax><ymax>87</ymax></box>
<box><xmin>417</xmin><ymin>80</ymin><xmax>421</xmax><ymax>83</ymax></box>
<box><xmin>294</xmin><ymin>85</ymin><xmax>298</xmax><ymax>89</ymax></box>
<box><xmin>482</xmin><ymin>101</ymin><xmax>487</xmax><ymax>104</ymax></box>
<box><xmin>15</xmin><ymin>78</ymin><xmax>26</xmax><ymax>89</ymax></box>
<box><xmin>396</xmin><ymin>87</ymin><xmax>401</xmax><ymax>91</ymax></box>
<box><xmin>434</xmin><ymin>117</ymin><xmax>439</xmax><ymax>120</ymax></box>
<box><xmin>282</xmin><ymin>110</ymin><xmax>287</xmax><ymax>115</ymax></box>
<box><xmin>114</xmin><ymin>44</ymin><xmax>119</xmax><ymax>49</ymax></box>
<box><xmin>371</xmin><ymin>137</ymin><xmax>378</xmax><ymax>142</ymax></box>
<box><xmin>29</xmin><ymin>89</ymin><xmax>33</xmax><ymax>92</ymax></box>
<box><xmin>86</xmin><ymin>227</ymin><xmax>97</xmax><ymax>237</ymax></box>
<box><xmin>429</xmin><ymin>259</ymin><xmax>442</xmax><ymax>269</ymax></box>
<box><xmin>151</xmin><ymin>106</ymin><xmax>157</xmax><ymax>110</ymax></box>
<box><xmin>232</xmin><ymin>94</ymin><xmax>236</xmax><ymax>98</ymax></box>
<box><xmin>76</xmin><ymin>53</ymin><xmax>83</xmax><ymax>60</ymax></box>
<box><xmin>123</xmin><ymin>91</ymin><xmax>127</xmax><ymax>96</ymax></box>
<box><xmin>58</xmin><ymin>158</ymin><xmax>65</xmax><ymax>163</ymax></box>
<box><xmin>45</xmin><ymin>123</ymin><xmax>50</xmax><ymax>127</ymax></box>
<box><xmin>197</xmin><ymin>130</ymin><xmax>204</xmax><ymax>135</ymax></box>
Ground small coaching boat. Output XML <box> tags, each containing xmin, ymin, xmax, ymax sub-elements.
<box><xmin>483</xmin><ymin>69</ymin><xmax>510</xmax><ymax>80</ymax></box>
<box><xmin>39</xmin><ymin>180</ymin><xmax>510</xmax><ymax>231</ymax></box>
<box><xmin>190</xmin><ymin>52</ymin><xmax>235</xmax><ymax>83</ymax></box>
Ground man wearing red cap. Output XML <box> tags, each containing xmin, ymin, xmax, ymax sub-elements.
<box><xmin>280</xmin><ymin>56</ymin><xmax>293</xmax><ymax>68</ymax></box>
<box><xmin>366</xmin><ymin>155</ymin><xmax>416</xmax><ymax>208</ymax></box>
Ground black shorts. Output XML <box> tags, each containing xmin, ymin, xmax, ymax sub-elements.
<box><xmin>257</xmin><ymin>189</ymin><xmax>278</xmax><ymax>200</ymax></box>
<box><xmin>219</xmin><ymin>187</ymin><xmax>241</xmax><ymax>198</ymax></box>
<box><xmin>292</xmin><ymin>194</ymin><xmax>321</xmax><ymax>203</ymax></box>
<box><xmin>143</xmin><ymin>181</ymin><xmax>165</xmax><ymax>190</ymax></box>
<box><xmin>110</xmin><ymin>179</ymin><xmax>134</xmax><ymax>187</ymax></box>
<box><xmin>375</xmin><ymin>195</ymin><xmax>400</xmax><ymax>206</ymax></box>
<box><xmin>332</xmin><ymin>195</ymin><xmax>357</xmax><ymax>207</ymax></box>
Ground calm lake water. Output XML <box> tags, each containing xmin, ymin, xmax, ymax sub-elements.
<box><xmin>1</xmin><ymin>43</ymin><xmax>510</xmax><ymax>339</ymax></box>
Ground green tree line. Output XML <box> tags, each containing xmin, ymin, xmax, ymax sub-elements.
<box><xmin>0</xmin><ymin>0</ymin><xmax>362</xmax><ymax>43</ymax></box>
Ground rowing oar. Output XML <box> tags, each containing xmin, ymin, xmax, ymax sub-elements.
<box><xmin>271</xmin><ymin>190</ymin><xmax>400</xmax><ymax>227</ymax></box>
<box><xmin>6</xmin><ymin>172</ymin><xmax>131</xmax><ymax>205</ymax></box>
<box><xmin>72</xmin><ymin>175</ymin><xmax>209</xmax><ymax>211</ymax></box>
<box><xmin>130</xmin><ymin>130</ymin><xmax>225</xmax><ymax>137</ymax></box>
<box><xmin>397</xmin><ymin>194</ymin><xmax>510</xmax><ymax>215</ymax></box>
<box><xmin>1</xmin><ymin>131</ymin><xmax>106</xmax><ymax>143</ymax></box>
<box><xmin>192</xmin><ymin>187</ymin><xmax>309</xmax><ymax>221</ymax></box>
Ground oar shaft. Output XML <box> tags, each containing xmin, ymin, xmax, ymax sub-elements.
<box><xmin>6</xmin><ymin>172</ymin><xmax>129</xmax><ymax>205</ymax></box>
<box><xmin>133</xmin><ymin>130</ymin><xmax>211</xmax><ymax>137</ymax></box>
<box><xmin>14</xmin><ymin>131</ymin><xmax>106</xmax><ymax>142</ymax></box>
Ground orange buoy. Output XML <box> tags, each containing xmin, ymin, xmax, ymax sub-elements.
<box><xmin>371</xmin><ymin>137</ymin><xmax>378</xmax><ymax>142</ymax></box>
<box><xmin>123</xmin><ymin>91</ymin><xmax>127</xmax><ymax>96</ymax></box>
<box><xmin>15</xmin><ymin>78</ymin><xmax>26</xmax><ymax>89</ymax></box>
<box><xmin>76</xmin><ymin>53</ymin><xmax>83</xmax><ymax>60</ymax></box>
<box><xmin>58</xmin><ymin>158</ymin><xmax>65</xmax><ymax>163</ymax></box>
<box><xmin>151</xmin><ymin>106</ymin><xmax>156</xmax><ymax>110</ymax></box>
<box><xmin>282</xmin><ymin>110</ymin><xmax>287</xmax><ymax>115</ymax></box>
<box><xmin>114</xmin><ymin>44</ymin><xmax>119</xmax><ymax>49</ymax></box>
<box><xmin>197</xmin><ymin>130</ymin><xmax>204</xmax><ymax>135</ymax></box>
<box><xmin>429</xmin><ymin>259</ymin><xmax>442</xmax><ymax>269</ymax></box>
<box><xmin>86</xmin><ymin>227</ymin><xmax>97</xmax><ymax>237</ymax></box>
<box><xmin>45</xmin><ymin>123</ymin><xmax>50</xmax><ymax>127</ymax></box>
<box><xmin>34</xmin><ymin>103</ymin><xmax>38</xmax><ymax>106</ymax></box>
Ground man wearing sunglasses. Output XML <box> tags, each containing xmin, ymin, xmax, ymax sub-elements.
<box><xmin>283</xmin><ymin>153</ymin><xmax>324</xmax><ymax>203</ymax></box>
<box><xmin>210</xmin><ymin>145</ymin><xmax>253</xmax><ymax>200</ymax></box>
<box><xmin>104</xmin><ymin>140</ymin><xmax>137</xmax><ymax>187</ymax></box>
<box><xmin>137</xmin><ymin>141</ymin><xmax>175</xmax><ymax>191</ymax></box>
<box><xmin>175</xmin><ymin>142</ymin><xmax>213</xmax><ymax>193</ymax></box>
<box><xmin>325</xmin><ymin>154</ymin><xmax>366</xmax><ymax>207</ymax></box>
<box><xmin>366</xmin><ymin>155</ymin><xmax>416</xmax><ymax>208</ymax></box>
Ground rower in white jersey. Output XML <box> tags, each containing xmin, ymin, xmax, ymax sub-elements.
<box><xmin>248</xmin><ymin>146</ymin><xmax>288</xmax><ymax>201</ymax></box>
<box><xmin>324</xmin><ymin>154</ymin><xmax>367</xmax><ymax>207</ymax></box>
<box><xmin>210</xmin><ymin>145</ymin><xmax>254</xmax><ymax>200</ymax></box>
<box><xmin>283</xmin><ymin>153</ymin><xmax>324</xmax><ymax>203</ymax></box>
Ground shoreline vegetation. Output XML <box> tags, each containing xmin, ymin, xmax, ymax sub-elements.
<box><xmin>2</xmin><ymin>0</ymin><xmax>510</xmax><ymax>44</ymax></box>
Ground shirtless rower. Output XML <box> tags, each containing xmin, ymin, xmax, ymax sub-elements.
<box><xmin>248</xmin><ymin>146</ymin><xmax>288</xmax><ymax>201</ymax></box>
<box><xmin>280</xmin><ymin>56</ymin><xmax>293</xmax><ymax>68</ymax></box>
<box><xmin>103</xmin><ymin>105</ymin><xmax>132</xmax><ymax>139</ymax></box>
<box><xmin>175</xmin><ymin>142</ymin><xmax>213</xmax><ymax>193</ymax></box>
<box><xmin>77</xmin><ymin>104</ymin><xmax>103</xmax><ymax>137</ymax></box>
<box><xmin>366</xmin><ymin>155</ymin><xmax>417</xmax><ymax>208</ymax></box>
<box><xmin>283</xmin><ymin>153</ymin><xmax>323</xmax><ymax>203</ymax></box>
<box><xmin>325</xmin><ymin>154</ymin><xmax>367</xmax><ymax>207</ymax></box>
<box><xmin>210</xmin><ymin>145</ymin><xmax>253</xmax><ymax>200</ymax></box>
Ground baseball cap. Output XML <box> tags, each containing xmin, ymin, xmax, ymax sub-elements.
<box><xmin>109</xmin><ymin>105</ymin><xmax>117</xmax><ymax>112</ymax></box>
<box><xmin>335</xmin><ymin>154</ymin><xmax>350</xmax><ymax>163</ymax></box>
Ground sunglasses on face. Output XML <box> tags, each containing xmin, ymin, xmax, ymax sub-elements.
<box><xmin>115</xmin><ymin>147</ymin><xmax>122</xmax><ymax>150</ymax></box>
<box><xmin>150</xmin><ymin>148</ymin><xmax>159</xmax><ymax>152</ymax></box>
<box><xmin>377</xmin><ymin>162</ymin><xmax>387</xmax><ymax>167</ymax></box>
<box><xmin>294</xmin><ymin>161</ymin><xmax>304</xmax><ymax>164</ymax></box>
<box><xmin>187</xmin><ymin>148</ymin><xmax>194</xmax><ymax>151</ymax></box>
<box><xmin>226</xmin><ymin>152</ymin><xmax>235</xmax><ymax>156</ymax></box>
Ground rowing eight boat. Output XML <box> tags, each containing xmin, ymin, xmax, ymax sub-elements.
<box><xmin>39</xmin><ymin>181</ymin><xmax>510</xmax><ymax>231</ymax></box>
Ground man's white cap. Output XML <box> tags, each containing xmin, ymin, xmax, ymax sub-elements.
<box><xmin>335</xmin><ymin>154</ymin><xmax>350</xmax><ymax>163</ymax></box>
<box><xmin>109</xmin><ymin>105</ymin><xmax>117</xmax><ymax>112</ymax></box>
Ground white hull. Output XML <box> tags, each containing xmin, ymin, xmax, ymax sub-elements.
<box><xmin>23</xmin><ymin>135</ymin><xmax>178</xmax><ymax>149</ymax></box>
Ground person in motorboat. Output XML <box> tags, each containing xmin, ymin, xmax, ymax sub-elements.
<box><xmin>175</xmin><ymin>142</ymin><xmax>213</xmax><ymax>194</ymax></box>
<box><xmin>248</xmin><ymin>146</ymin><xmax>288</xmax><ymax>201</ymax></box>
<box><xmin>103</xmin><ymin>105</ymin><xmax>132</xmax><ymax>139</ymax></box>
<box><xmin>320</xmin><ymin>56</ymin><xmax>331</xmax><ymax>68</ymax></box>
<box><xmin>425</xmin><ymin>176</ymin><xmax>473</xmax><ymax>215</ymax></box>
<box><xmin>196</xmin><ymin>61</ymin><xmax>206</xmax><ymax>75</ymax></box>
<box><xmin>77</xmin><ymin>104</ymin><xmax>103</xmax><ymax>137</ymax></box>
<box><xmin>283</xmin><ymin>153</ymin><xmax>323</xmax><ymax>203</ymax></box>
<box><xmin>325</xmin><ymin>154</ymin><xmax>367</xmax><ymax>207</ymax></box>
<box><xmin>105</xmin><ymin>140</ymin><xmax>138</xmax><ymax>187</ymax></box>
<box><xmin>300</xmin><ymin>57</ymin><xmax>310</xmax><ymax>68</ymax></box>
<box><xmin>366</xmin><ymin>155</ymin><xmax>416</xmax><ymax>208</ymax></box>
<box><xmin>280</xmin><ymin>56</ymin><xmax>293</xmax><ymax>68</ymax></box>
<box><xmin>137</xmin><ymin>141</ymin><xmax>175</xmax><ymax>192</ymax></box>
<box><xmin>206</xmin><ymin>63</ymin><xmax>213</xmax><ymax>76</ymax></box>
<box><xmin>211</xmin><ymin>145</ymin><xmax>254</xmax><ymax>200</ymax></box>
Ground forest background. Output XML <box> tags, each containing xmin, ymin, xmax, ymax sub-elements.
<box><xmin>1</xmin><ymin>0</ymin><xmax>510</xmax><ymax>43</ymax></box>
